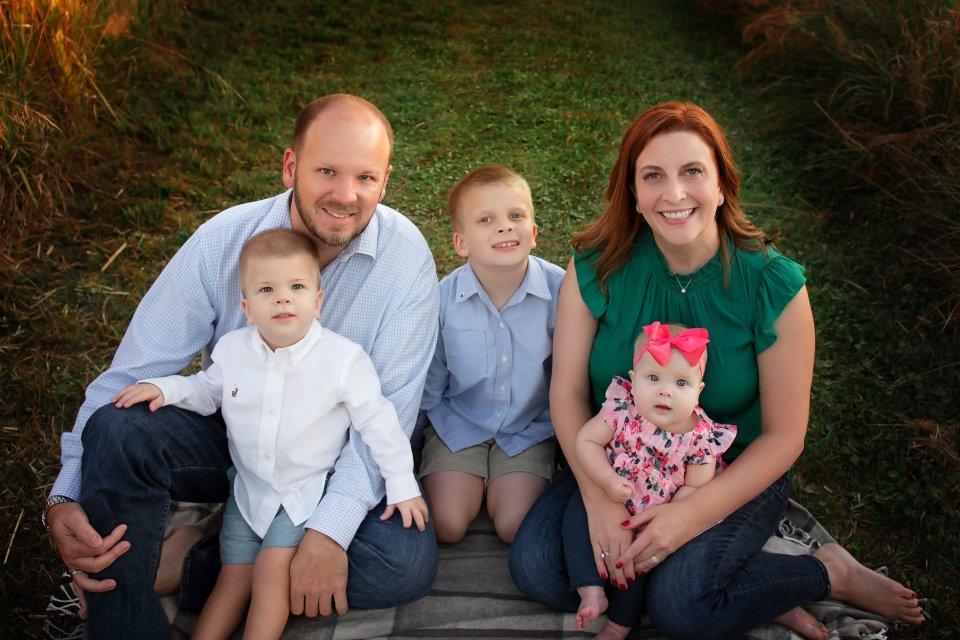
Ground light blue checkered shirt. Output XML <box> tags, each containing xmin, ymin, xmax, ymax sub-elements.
<box><xmin>419</xmin><ymin>256</ymin><xmax>564</xmax><ymax>455</ymax></box>
<box><xmin>53</xmin><ymin>190</ymin><xmax>439</xmax><ymax>548</ymax></box>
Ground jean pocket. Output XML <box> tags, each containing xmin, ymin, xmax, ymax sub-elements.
<box><xmin>443</xmin><ymin>329</ymin><xmax>489</xmax><ymax>385</ymax></box>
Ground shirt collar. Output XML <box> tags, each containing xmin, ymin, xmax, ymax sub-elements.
<box><xmin>454</xmin><ymin>257</ymin><xmax>552</xmax><ymax>305</ymax></box>
<box><xmin>248</xmin><ymin>319</ymin><xmax>323</xmax><ymax>365</ymax></box>
<box><xmin>254</xmin><ymin>190</ymin><xmax>296</xmax><ymax>236</ymax></box>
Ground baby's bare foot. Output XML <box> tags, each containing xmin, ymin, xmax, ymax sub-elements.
<box><xmin>576</xmin><ymin>585</ymin><xmax>608</xmax><ymax>629</ymax></box>
<box><xmin>814</xmin><ymin>543</ymin><xmax>924</xmax><ymax>626</ymax></box>
<box><xmin>155</xmin><ymin>524</ymin><xmax>203</xmax><ymax>596</ymax></box>
<box><xmin>773</xmin><ymin>606</ymin><xmax>828</xmax><ymax>640</ymax></box>
<box><xmin>594</xmin><ymin>620</ymin><xmax>631</xmax><ymax>640</ymax></box>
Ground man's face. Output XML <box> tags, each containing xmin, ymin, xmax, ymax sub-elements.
<box><xmin>283</xmin><ymin>111</ymin><xmax>392</xmax><ymax>251</ymax></box>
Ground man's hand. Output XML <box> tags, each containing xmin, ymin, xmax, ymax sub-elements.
<box><xmin>289</xmin><ymin>529</ymin><xmax>348</xmax><ymax>617</ymax></box>
<box><xmin>380</xmin><ymin>496</ymin><xmax>429</xmax><ymax>531</ymax></box>
<box><xmin>112</xmin><ymin>383</ymin><xmax>164</xmax><ymax>411</ymax></box>
<box><xmin>48</xmin><ymin>501</ymin><xmax>130</xmax><ymax>606</ymax></box>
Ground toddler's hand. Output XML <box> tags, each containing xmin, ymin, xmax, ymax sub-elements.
<box><xmin>380</xmin><ymin>496</ymin><xmax>429</xmax><ymax>532</ymax></box>
<box><xmin>604</xmin><ymin>475</ymin><xmax>633</xmax><ymax>502</ymax></box>
<box><xmin>112</xmin><ymin>383</ymin><xmax>164</xmax><ymax>412</ymax></box>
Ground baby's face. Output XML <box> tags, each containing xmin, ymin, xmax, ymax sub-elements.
<box><xmin>629</xmin><ymin>350</ymin><xmax>704</xmax><ymax>433</ymax></box>
<box><xmin>452</xmin><ymin>181</ymin><xmax>537</xmax><ymax>271</ymax></box>
<box><xmin>241</xmin><ymin>253</ymin><xmax>323</xmax><ymax>350</ymax></box>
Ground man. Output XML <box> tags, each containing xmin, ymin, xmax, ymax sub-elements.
<box><xmin>45</xmin><ymin>94</ymin><xmax>440</xmax><ymax>638</ymax></box>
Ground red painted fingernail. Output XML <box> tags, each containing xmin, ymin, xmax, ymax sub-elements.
<box><xmin>626</xmin><ymin>576</ymin><xmax>634</xmax><ymax>583</ymax></box>
<box><xmin>620</xmin><ymin>520</ymin><xmax>630</xmax><ymax>527</ymax></box>
<box><xmin>619</xmin><ymin>582</ymin><xmax>627</xmax><ymax>591</ymax></box>
<box><xmin>615</xmin><ymin>562</ymin><xmax>623</xmax><ymax>569</ymax></box>
<box><xmin>600</xmin><ymin>570</ymin><xmax>608</xmax><ymax>581</ymax></box>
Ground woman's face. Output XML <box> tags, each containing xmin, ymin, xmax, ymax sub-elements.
<box><xmin>633</xmin><ymin>130</ymin><xmax>724</xmax><ymax>255</ymax></box>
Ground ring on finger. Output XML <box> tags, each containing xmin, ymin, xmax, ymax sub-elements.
<box><xmin>599</xmin><ymin>549</ymin><xmax>610</xmax><ymax>559</ymax></box>
<box><xmin>649</xmin><ymin>554</ymin><xmax>661</xmax><ymax>565</ymax></box>
<box><xmin>69</xmin><ymin>568</ymin><xmax>85</xmax><ymax>578</ymax></box>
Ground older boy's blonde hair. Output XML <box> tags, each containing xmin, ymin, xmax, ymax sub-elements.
<box><xmin>238</xmin><ymin>229</ymin><xmax>320</xmax><ymax>294</ymax></box>
<box><xmin>446</xmin><ymin>164</ymin><xmax>532</xmax><ymax>231</ymax></box>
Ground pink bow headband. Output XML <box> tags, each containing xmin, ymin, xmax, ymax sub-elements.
<box><xmin>633</xmin><ymin>322</ymin><xmax>709</xmax><ymax>376</ymax></box>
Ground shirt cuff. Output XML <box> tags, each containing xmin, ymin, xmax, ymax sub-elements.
<box><xmin>140</xmin><ymin>377</ymin><xmax>181</xmax><ymax>406</ymax></box>
<box><xmin>50</xmin><ymin>459</ymin><xmax>82</xmax><ymax>502</ymax></box>
<box><xmin>303</xmin><ymin>493</ymin><xmax>370</xmax><ymax>550</ymax></box>
<box><xmin>385</xmin><ymin>475</ymin><xmax>421</xmax><ymax>505</ymax></box>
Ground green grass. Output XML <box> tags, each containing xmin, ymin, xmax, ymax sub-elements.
<box><xmin>1</xmin><ymin>0</ymin><xmax>957</xmax><ymax>636</ymax></box>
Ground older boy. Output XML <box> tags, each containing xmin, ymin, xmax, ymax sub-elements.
<box><xmin>419</xmin><ymin>165</ymin><xmax>564</xmax><ymax>544</ymax></box>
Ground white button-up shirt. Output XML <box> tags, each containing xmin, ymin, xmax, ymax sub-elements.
<box><xmin>145</xmin><ymin>320</ymin><xmax>420</xmax><ymax>537</ymax></box>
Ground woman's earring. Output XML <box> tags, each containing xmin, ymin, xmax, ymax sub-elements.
<box><xmin>718</xmin><ymin>194</ymin><xmax>725</xmax><ymax>207</ymax></box>
<box><xmin>635</xmin><ymin>203</ymin><xmax>641</xmax><ymax>213</ymax></box>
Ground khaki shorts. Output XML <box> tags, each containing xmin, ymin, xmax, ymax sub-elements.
<box><xmin>419</xmin><ymin>426</ymin><xmax>555</xmax><ymax>484</ymax></box>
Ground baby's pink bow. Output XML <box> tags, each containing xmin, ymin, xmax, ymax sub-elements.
<box><xmin>633</xmin><ymin>322</ymin><xmax>709</xmax><ymax>373</ymax></box>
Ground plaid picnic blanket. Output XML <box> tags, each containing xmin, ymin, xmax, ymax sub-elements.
<box><xmin>47</xmin><ymin>500</ymin><xmax>900</xmax><ymax>640</ymax></box>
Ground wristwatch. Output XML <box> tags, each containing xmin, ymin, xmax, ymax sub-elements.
<box><xmin>42</xmin><ymin>495</ymin><xmax>75</xmax><ymax>530</ymax></box>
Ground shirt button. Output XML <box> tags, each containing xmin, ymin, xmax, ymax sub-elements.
<box><xmin>269</xmin><ymin>407</ymin><xmax>277</xmax><ymax>415</ymax></box>
<box><xmin>499</xmin><ymin>322</ymin><xmax>505</xmax><ymax>329</ymax></box>
<box><xmin>496</xmin><ymin>410</ymin><xmax>502</xmax><ymax>417</ymax></box>
<box><xmin>500</xmin><ymin>385</ymin><xmax>506</xmax><ymax>393</ymax></box>
<box><xmin>501</xmin><ymin>355</ymin><xmax>508</xmax><ymax>363</ymax></box>
<box><xmin>262</xmin><ymin>452</ymin><xmax>271</xmax><ymax>460</ymax></box>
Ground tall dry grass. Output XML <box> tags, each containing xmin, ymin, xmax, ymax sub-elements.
<box><xmin>702</xmin><ymin>0</ymin><xmax>960</xmax><ymax>325</ymax></box>
<box><xmin>1</xmin><ymin>0</ymin><xmax>134</xmax><ymax>234</ymax></box>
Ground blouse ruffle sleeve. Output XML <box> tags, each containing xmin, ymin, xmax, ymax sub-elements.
<box><xmin>754</xmin><ymin>254</ymin><xmax>807</xmax><ymax>354</ymax></box>
<box><xmin>601</xmin><ymin>376</ymin><xmax>634</xmax><ymax>431</ymax></box>
<box><xmin>573</xmin><ymin>249</ymin><xmax>608</xmax><ymax>320</ymax></box>
<box><xmin>684</xmin><ymin>420</ymin><xmax>737</xmax><ymax>466</ymax></box>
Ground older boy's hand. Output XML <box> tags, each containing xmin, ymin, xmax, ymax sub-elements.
<box><xmin>290</xmin><ymin>530</ymin><xmax>348</xmax><ymax>617</ymax></box>
<box><xmin>112</xmin><ymin>383</ymin><xmax>164</xmax><ymax>412</ymax></box>
<box><xmin>380</xmin><ymin>496</ymin><xmax>429</xmax><ymax>532</ymax></box>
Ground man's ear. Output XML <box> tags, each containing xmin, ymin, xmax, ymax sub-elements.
<box><xmin>240</xmin><ymin>298</ymin><xmax>253</xmax><ymax>325</ymax></box>
<box><xmin>282</xmin><ymin>148</ymin><xmax>296</xmax><ymax>189</ymax></box>
<box><xmin>452</xmin><ymin>231</ymin><xmax>469</xmax><ymax>258</ymax></box>
<box><xmin>378</xmin><ymin>164</ymin><xmax>393</xmax><ymax>203</ymax></box>
<box><xmin>530</xmin><ymin>222</ymin><xmax>538</xmax><ymax>249</ymax></box>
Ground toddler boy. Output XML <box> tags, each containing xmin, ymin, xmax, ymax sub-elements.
<box><xmin>113</xmin><ymin>228</ymin><xmax>427</xmax><ymax>639</ymax></box>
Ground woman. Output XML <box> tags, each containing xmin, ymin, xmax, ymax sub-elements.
<box><xmin>508</xmin><ymin>102</ymin><xmax>924</xmax><ymax>640</ymax></box>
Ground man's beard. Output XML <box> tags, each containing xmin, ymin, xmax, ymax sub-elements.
<box><xmin>292</xmin><ymin>184</ymin><xmax>366</xmax><ymax>249</ymax></box>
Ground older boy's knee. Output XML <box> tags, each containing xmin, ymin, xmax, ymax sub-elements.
<box><xmin>493</xmin><ymin>514</ymin><xmax>523</xmax><ymax>544</ymax></box>
<box><xmin>433</xmin><ymin>513</ymin><xmax>471</xmax><ymax>544</ymax></box>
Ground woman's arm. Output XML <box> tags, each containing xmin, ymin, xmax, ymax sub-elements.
<box><xmin>552</xmin><ymin>257</ymin><xmax>635</xmax><ymax>585</ymax></box>
<box><xmin>672</xmin><ymin>458</ymin><xmax>717</xmax><ymax>502</ymax></box>
<box><xmin>615</xmin><ymin>287</ymin><xmax>815</xmax><ymax>572</ymax></box>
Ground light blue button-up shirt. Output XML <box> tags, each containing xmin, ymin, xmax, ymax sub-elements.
<box><xmin>53</xmin><ymin>190</ymin><xmax>439</xmax><ymax>548</ymax></box>
<box><xmin>419</xmin><ymin>256</ymin><xmax>565</xmax><ymax>456</ymax></box>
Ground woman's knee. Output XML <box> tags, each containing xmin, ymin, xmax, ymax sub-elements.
<box><xmin>647</xmin><ymin>568</ymin><xmax>720</xmax><ymax>640</ymax></box>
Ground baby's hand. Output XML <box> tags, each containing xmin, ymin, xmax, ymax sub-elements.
<box><xmin>604</xmin><ymin>475</ymin><xmax>633</xmax><ymax>502</ymax></box>
<box><xmin>380</xmin><ymin>496</ymin><xmax>429</xmax><ymax>532</ymax></box>
<box><xmin>112</xmin><ymin>383</ymin><xmax>165</xmax><ymax>412</ymax></box>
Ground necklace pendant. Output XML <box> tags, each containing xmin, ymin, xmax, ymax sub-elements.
<box><xmin>680</xmin><ymin>287</ymin><xmax>687</xmax><ymax>294</ymax></box>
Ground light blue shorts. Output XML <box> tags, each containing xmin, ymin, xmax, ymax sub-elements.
<box><xmin>219</xmin><ymin>468</ymin><xmax>305</xmax><ymax>564</ymax></box>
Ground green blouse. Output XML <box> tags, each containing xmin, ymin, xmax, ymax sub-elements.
<box><xmin>574</xmin><ymin>230</ymin><xmax>806</xmax><ymax>462</ymax></box>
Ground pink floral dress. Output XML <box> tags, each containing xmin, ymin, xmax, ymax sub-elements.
<box><xmin>602</xmin><ymin>376</ymin><xmax>737</xmax><ymax>515</ymax></box>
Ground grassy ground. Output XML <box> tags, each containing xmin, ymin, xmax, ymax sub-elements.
<box><xmin>2</xmin><ymin>0</ymin><xmax>957</xmax><ymax>636</ymax></box>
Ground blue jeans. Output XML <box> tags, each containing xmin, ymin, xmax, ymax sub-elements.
<box><xmin>79</xmin><ymin>403</ymin><xmax>438</xmax><ymax>640</ymax></box>
<box><xmin>509</xmin><ymin>468</ymin><xmax>830</xmax><ymax>639</ymax></box>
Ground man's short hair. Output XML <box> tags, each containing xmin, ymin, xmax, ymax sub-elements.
<box><xmin>446</xmin><ymin>164</ymin><xmax>531</xmax><ymax>232</ymax></box>
<box><xmin>291</xmin><ymin>94</ymin><xmax>394</xmax><ymax>158</ymax></box>
<box><xmin>238</xmin><ymin>229</ymin><xmax>320</xmax><ymax>293</ymax></box>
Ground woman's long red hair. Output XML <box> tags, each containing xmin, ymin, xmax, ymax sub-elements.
<box><xmin>572</xmin><ymin>102</ymin><xmax>772</xmax><ymax>292</ymax></box>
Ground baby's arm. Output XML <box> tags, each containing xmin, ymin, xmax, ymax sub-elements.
<box><xmin>673</xmin><ymin>458</ymin><xmax>718</xmax><ymax>503</ymax></box>
<box><xmin>576</xmin><ymin>414</ymin><xmax>633</xmax><ymax>502</ymax></box>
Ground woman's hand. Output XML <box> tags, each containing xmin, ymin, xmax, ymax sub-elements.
<box><xmin>584</xmin><ymin>494</ymin><xmax>635</xmax><ymax>589</ymax></box>
<box><xmin>615</xmin><ymin>500</ymin><xmax>703</xmax><ymax>575</ymax></box>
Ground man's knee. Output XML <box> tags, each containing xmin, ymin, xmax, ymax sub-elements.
<box><xmin>82</xmin><ymin>403</ymin><xmax>154</xmax><ymax>459</ymax></box>
<box><xmin>350</xmin><ymin>520</ymin><xmax>438</xmax><ymax>606</ymax></box>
